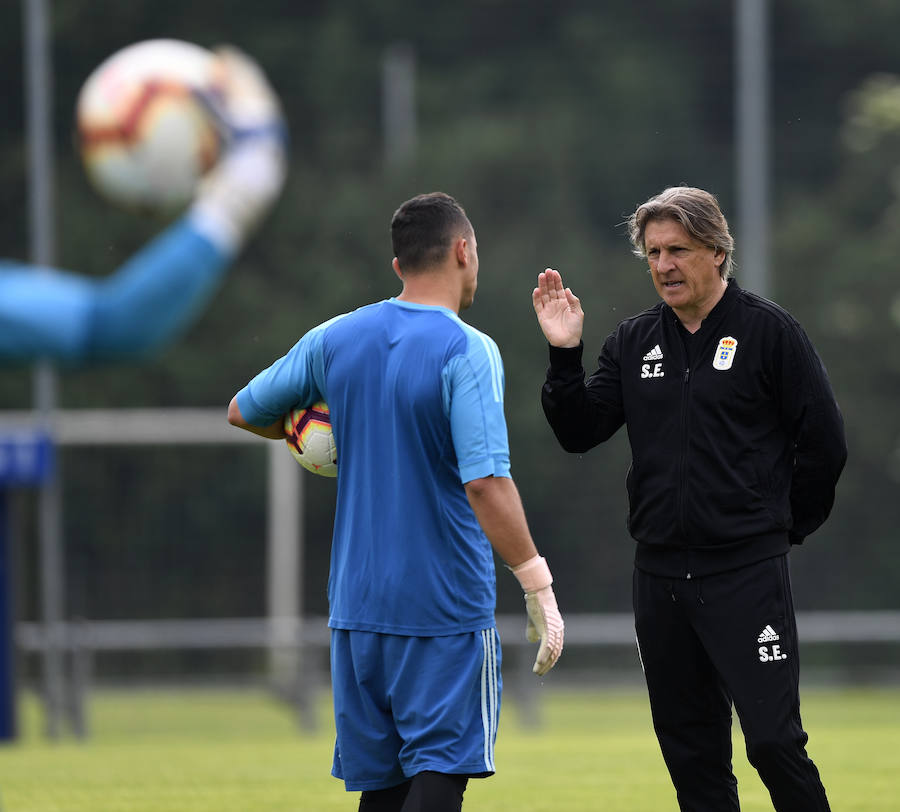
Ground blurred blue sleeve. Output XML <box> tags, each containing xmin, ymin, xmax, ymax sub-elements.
<box><xmin>0</xmin><ymin>217</ymin><xmax>229</xmax><ymax>364</ymax></box>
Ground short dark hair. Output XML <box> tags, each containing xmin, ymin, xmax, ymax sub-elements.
<box><xmin>391</xmin><ymin>192</ymin><xmax>472</xmax><ymax>272</ymax></box>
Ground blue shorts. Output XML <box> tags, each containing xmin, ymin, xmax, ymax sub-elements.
<box><xmin>330</xmin><ymin>627</ymin><xmax>502</xmax><ymax>792</ymax></box>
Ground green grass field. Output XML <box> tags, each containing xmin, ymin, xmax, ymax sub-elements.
<box><xmin>1</xmin><ymin>685</ymin><xmax>897</xmax><ymax>811</ymax></box>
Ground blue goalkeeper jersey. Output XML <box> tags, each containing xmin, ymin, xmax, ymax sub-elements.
<box><xmin>236</xmin><ymin>298</ymin><xmax>511</xmax><ymax>636</ymax></box>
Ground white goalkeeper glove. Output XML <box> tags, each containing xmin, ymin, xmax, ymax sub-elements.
<box><xmin>190</xmin><ymin>46</ymin><xmax>287</xmax><ymax>254</ymax></box>
<box><xmin>511</xmin><ymin>555</ymin><xmax>564</xmax><ymax>676</ymax></box>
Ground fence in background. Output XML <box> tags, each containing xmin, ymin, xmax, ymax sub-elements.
<box><xmin>1</xmin><ymin>408</ymin><xmax>303</xmax><ymax>739</ymax></box>
<box><xmin>3</xmin><ymin>409</ymin><xmax>899</xmax><ymax>737</ymax></box>
<box><xmin>16</xmin><ymin>610</ymin><xmax>900</xmax><ymax>736</ymax></box>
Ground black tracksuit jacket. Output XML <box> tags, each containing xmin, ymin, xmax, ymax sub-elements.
<box><xmin>541</xmin><ymin>280</ymin><xmax>847</xmax><ymax>578</ymax></box>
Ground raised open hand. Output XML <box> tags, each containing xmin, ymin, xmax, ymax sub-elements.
<box><xmin>532</xmin><ymin>268</ymin><xmax>584</xmax><ymax>348</ymax></box>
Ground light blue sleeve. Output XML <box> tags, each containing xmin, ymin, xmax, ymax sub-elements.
<box><xmin>235</xmin><ymin>317</ymin><xmax>338</xmax><ymax>427</ymax></box>
<box><xmin>442</xmin><ymin>327</ymin><xmax>511</xmax><ymax>483</ymax></box>
<box><xmin>0</xmin><ymin>217</ymin><xmax>229</xmax><ymax>364</ymax></box>
<box><xmin>0</xmin><ymin>263</ymin><xmax>94</xmax><ymax>362</ymax></box>
<box><xmin>89</xmin><ymin>219</ymin><xmax>228</xmax><ymax>358</ymax></box>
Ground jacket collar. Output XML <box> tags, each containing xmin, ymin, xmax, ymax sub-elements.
<box><xmin>662</xmin><ymin>278</ymin><xmax>741</xmax><ymax>335</ymax></box>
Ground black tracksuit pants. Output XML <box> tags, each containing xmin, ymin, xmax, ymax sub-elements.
<box><xmin>633</xmin><ymin>554</ymin><xmax>830</xmax><ymax>811</ymax></box>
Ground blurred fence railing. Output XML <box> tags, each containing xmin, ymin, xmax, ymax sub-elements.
<box><xmin>18</xmin><ymin>610</ymin><xmax>900</xmax><ymax>651</ymax></box>
<box><xmin>17</xmin><ymin>610</ymin><xmax>900</xmax><ymax>736</ymax></box>
<box><xmin>5</xmin><ymin>409</ymin><xmax>900</xmax><ymax>735</ymax></box>
<box><xmin>2</xmin><ymin>407</ymin><xmax>303</xmax><ymax>738</ymax></box>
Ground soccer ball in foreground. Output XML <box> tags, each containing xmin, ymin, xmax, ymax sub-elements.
<box><xmin>284</xmin><ymin>402</ymin><xmax>338</xmax><ymax>478</ymax></box>
<box><xmin>76</xmin><ymin>39</ymin><xmax>222</xmax><ymax>212</ymax></box>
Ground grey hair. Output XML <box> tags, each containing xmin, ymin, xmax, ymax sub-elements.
<box><xmin>626</xmin><ymin>186</ymin><xmax>735</xmax><ymax>280</ymax></box>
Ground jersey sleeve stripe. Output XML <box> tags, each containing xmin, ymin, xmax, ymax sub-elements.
<box><xmin>472</xmin><ymin>330</ymin><xmax>504</xmax><ymax>403</ymax></box>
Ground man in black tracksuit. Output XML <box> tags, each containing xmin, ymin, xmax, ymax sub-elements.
<box><xmin>532</xmin><ymin>186</ymin><xmax>846</xmax><ymax>811</ymax></box>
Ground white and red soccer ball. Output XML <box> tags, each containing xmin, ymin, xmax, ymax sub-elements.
<box><xmin>76</xmin><ymin>38</ymin><xmax>223</xmax><ymax>212</ymax></box>
<box><xmin>284</xmin><ymin>402</ymin><xmax>338</xmax><ymax>478</ymax></box>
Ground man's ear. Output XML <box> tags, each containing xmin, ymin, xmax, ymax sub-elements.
<box><xmin>713</xmin><ymin>247</ymin><xmax>726</xmax><ymax>268</ymax></box>
<box><xmin>454</xmin><ymin>237</ymin><xmax>468</xmax><ymax>267</ymax></box>
<box><xmin>392</xmin><ymin>257</ymin><xmax>403</xmax><ymax>279</ymax></box>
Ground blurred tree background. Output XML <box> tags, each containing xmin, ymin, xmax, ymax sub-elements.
<box><xmin>1</xmin><ymin>0</ymin><xmax>899</xmax><ymax>664</ymax></box>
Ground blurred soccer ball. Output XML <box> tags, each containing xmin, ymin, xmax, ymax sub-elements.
<box><xmin>76</xmin><ymin>39</ymin><xmax>223</xmax><ymax>212</ymax></box>
<box><xmin>284</xmin><ymin>402</ymin><xmax>338</xmax><ymax>478</ymax></box>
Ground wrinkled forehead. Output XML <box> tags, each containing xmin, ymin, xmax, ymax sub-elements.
<box><xmin>643</xmin><ymin>217</ymin><xmax>696</xmax><ymax>248</ymax></box>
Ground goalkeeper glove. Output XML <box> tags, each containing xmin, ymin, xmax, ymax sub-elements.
<box><xmin>190</xmin><ymin>46</ymin><xmax>287</xmax><ymax>253</ymax></box>
<box><xmin>511</xmin><ymin>555</ymin><xmax>564</xmax><ymax>676</ymax></box>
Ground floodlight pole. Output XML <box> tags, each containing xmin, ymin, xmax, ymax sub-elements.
<box><xmin>23</xmin><ymin>0</ymin><xmax>67</xmax><ymax>739</ymax></box>
<box><xmin>382</xmin><ymin>42</ymin><xmax>416</xmax><ymax>168</ymax></box>
<box><xmin>735</xmin><ymin>0</ymin><xmax>771</xmax><ymax>298</ymax></box>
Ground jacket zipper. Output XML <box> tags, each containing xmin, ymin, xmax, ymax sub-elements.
<box><xmin>678</xmin><ymin>365</ymin><xmax>691</xmax><ymax>547</ymax></box>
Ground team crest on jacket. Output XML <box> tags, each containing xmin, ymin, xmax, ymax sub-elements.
<box><xmin>712</xmin><ymin>336</ymin><xmax>738</xmax><ymax>370</ymax></box>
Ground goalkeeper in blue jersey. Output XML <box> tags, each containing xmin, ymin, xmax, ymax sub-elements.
<box><xmin>0</xmin><ymin>47</ymin><xmax>285</xmax><ymax>364</ymax></box>
<box><xmin>229</xmin><ymin>192</ymin><xmax>564</xmax><ymax>812</ymax></box>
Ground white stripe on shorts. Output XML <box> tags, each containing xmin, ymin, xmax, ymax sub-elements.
<box><xmin>480</xmin><ymin>628</ymin><xmax>499</xmax><ymax>772</ymax></box>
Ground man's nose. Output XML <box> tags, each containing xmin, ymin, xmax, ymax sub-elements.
<box><xmin>657</xmin><ymin>250</ymin><xmax>676</xmax><ymax>272</ymax></box>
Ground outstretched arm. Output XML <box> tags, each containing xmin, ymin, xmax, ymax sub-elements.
<box><xmin>0</xmin><ymin>47</ymin><xmax>286</xmax><ymax>365</ymax></box>
<box><xmin>87</xmin><ymin>46</ymin><xmax>287</xmax><ymax>360</ymax></box>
